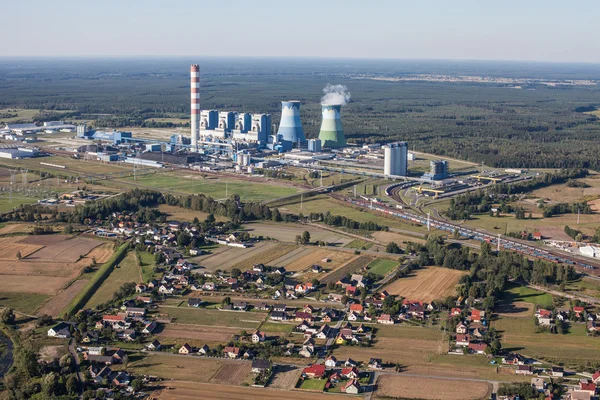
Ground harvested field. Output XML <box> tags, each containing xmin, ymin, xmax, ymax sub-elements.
<box><xmin>537</xmin><ymin>225</ymin><xmax>573</xmax><ymax>241</ymax></box>
<box><xmin>195</xmin><ymin>242</ymin><xmax>279</xmax><ymax>271</ymax></box>
<box><xmin>375</xmin><ymin>375</ymin><xmax>490</xmax><ymax>400</ymax></box>
<box><xmin>209</xmin><ymin>362</ymin><xmax>251</xmax><ymax>386</ymax></box>
<box><xmin>0</xmin><ymin>223</ymin><xmax>34</xmax><ymax>235</ymax></box>
<box><xmin>155</xmin><ymin>380</ymin><xmax>339</xmax><ymax>400</ymax></box>
<box><xmin>157</xmin><ymin>324</ymin><xmax>238</xmax><ymax>342</ymax></box>
<box><xmin>18</xmin><ymin>235</ymin><xmax>68</xmax><ymax>246</ymax></box>
<box><xmin>0</xmin><ymin>275</ymin><xmax>71</xmax><ymax>295</ymax></box>
<box><xmin>269</xmin><ymin>365</ymin><xmax>302</xmax><ymax>390</ymax></box>
<box><xmin>284</xmin><ymin>248</ymin><xmax>354</xmax><ymax>273</ymax></box>
<box><xmin>320</xmin><ymin>255</ymin><xmax>373</xmax><ymax>284</ymax></box>
<box><xmin>0</xmin><ymin>236</ymin><xmax>43</xmax><ymax>260</ymax></box>
<box><xmin>230</xmin><ymin>243</ymin><xmax>298</xmax><ymax>271</ymax></box>
<box><xmin>129</xmin><ymin>354</ymin><xmax>222</xmax><ymax>383</ymax></box>
<box><xmin>270</xmin><ymin>247</ymin><xmax>313</xmax><ymax>268</ymax></box>
<box><xmin>37</xmin><ymin>279</ymin><xmax>89</xmax><ymax>317</ymax></box>
<box><xmin>83</xmin><ymin>242</ymin><xmax>115</xmax><ymax>264</ymax></box>
<box><xmin>383</xmin><ymin>266</ymin><xmax>466</xmax><ymax>302</ymax></box>
<box><xmin>24</xmin><ymin>236</ymin><xmax>101</xmax><ymax>262</ymax></box>
<box><xmin>160</xmin><ymin>307</ymin><xmax>263</xmax><ymax>329</ymax></box>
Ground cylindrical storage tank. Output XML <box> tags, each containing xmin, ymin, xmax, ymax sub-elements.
<box><xmin>277</xmin><ymin>101</ymin><xmax>306</xmax><ymax>143</ymax></box>
<box><xmin>318</xmin><ymin>104</ymin><xmax>346</xmax><ymax>148</ymax></box>
<box><xmin>384</xmin><ymin>145</ymin><xmax>394</xmax><ymax>176</ymax></box>
<box><xmin>190</xmin><ymin>64</ymin><xmax>200</xmax><ymax>151</ymax></box>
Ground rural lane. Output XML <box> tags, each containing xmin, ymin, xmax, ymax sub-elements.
<box><xmin>527</xmin><ymin>284</ymin><xmax>600</xmax><ymax>305</ymax></box>
<box><xmin>68</xmin><ymin>338</ymin><xmax>85</xmax><ymax>395</ymax></box>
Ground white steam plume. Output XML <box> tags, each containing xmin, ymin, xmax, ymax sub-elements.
<box><xmin>321</xmin><ymin>83</ymin><xmax>351</xmax><ymax>106</ymax></box>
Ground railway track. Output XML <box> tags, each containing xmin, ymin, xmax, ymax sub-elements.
<box><xmin>333</xmin><ymin>194</ymin><xmax>600</xmax><ymax>276</ymax></box>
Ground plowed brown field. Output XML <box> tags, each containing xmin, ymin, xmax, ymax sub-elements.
<box><xmin>375</xmin><ymin>375</ymin><xmax>490</xmax><ymax>400</ymax></box>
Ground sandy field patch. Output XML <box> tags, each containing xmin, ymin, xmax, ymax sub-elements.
<box><xmin>230</xmin><ymin>243</ymin><xmax>299</xmax><ymax>271</ymax></box>
<box><xmin>38</xmin><ymin>345</ymin><xmax>67</xmax><ymax>363</ymax></box>
<box><xmin>209</xmin><ymin>362</ymin><xmax>251</xmax><ymax>386</ymax></box>
<box><xmin>36</xmin><ymin>279</ymin><xmax>89</xmax><ymax>317</ymax></box>
<box><xmin>157</xmin><ymin>324</ymin><xmax>238</xmax><ymax>342</ymax></box>
<box><xmin>0</xmin><ymin>236</ymin><xmax>43</xmax><ymax>260</ymax></box>
<box><xmin>383</xmin><ymin>266</ymin><xmax>466</xmax><ymax>302</ymax></box>
<box><xmin>375</xmin><ymin>375</ymin><xmax>490</xmax><ymax>400</ymax></box>
<box><xmin>24</xmin><ymin>237</ymin><xmax>101</xmax><ymax>262</ymax></box>
<box><xmin>269</xmin><ymin>365</ymin><xmax>302</xmax><ymax>390</ymax></box>
<box><xmin>155</xmin><ymin>380</ymin><xmax>339</xmax><ymax>400</ymax></box>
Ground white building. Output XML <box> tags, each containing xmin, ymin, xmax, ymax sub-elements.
<box><xmin>580</xmin><ymin>246</ymin><xmax>600</xmax><ymax>259</ymax></box>
<box><xmin>383</xmin><ymin>142</ymin><xmax>408</xmax><ymax>176</ymax></box>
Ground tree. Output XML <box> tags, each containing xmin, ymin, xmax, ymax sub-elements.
<box><xmin>340</xmin><ymin>295</ymin><xmax>349</xmax><ymax>304</ymax></box>
<box><xmin>231</xmin><ymin>268</ymin><xmax>241</xmax><ymax>278</ymax></box>
<box><xmin>64</xmin><ymin>225</ymin><xmax>74</xmax><ymax>234</ymax></box>
<box><xmin>386</xmin><ymin>242</ymin><xmax>402</xmax><ymax>254</ymax></box>
<box><xmin>301</xmin><ymin>231</ymin><xmax>311</xmax><ymax>245</ymax></box>
<box><xmin>66</xmin><ymin>375</ymin><xmax>78</xmax><ymax>395</ymax></box>
<box><xmin>222</xmin><ymin>297</ymin><xmax>232</xmax><ymax>306</ymax></box>
<box><xmin>15</xmin><ymin>251</ymin><xmax>22</xmax><ymax>259</ymax></box>
<box><xmin>131</xmin><ymin>378</ymin><xmax>143</xmax><ymax>391</ymax></box>
<box><xmin>1</xmin><ymin>308</ymin><xmax>15</xmax><ymax>325</ymax></box>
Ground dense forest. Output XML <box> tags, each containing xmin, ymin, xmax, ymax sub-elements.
<box><xmin>1</xmin><ymin>59</ymin><xmax>600</xmax><ymax>169</ymax></box>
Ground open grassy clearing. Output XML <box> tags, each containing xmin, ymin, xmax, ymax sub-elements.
<box><xmin>242</xmin><ymin>221</ymin><xmax>352</xmax><ymax>245</ymax></box>
<box><xmin>0</xmin><ymin>155</ymin><xmax>132</xmax><ymax>176</ymax></box>
<box><xmin>159</xmin><ymin>307</ymin><xmax>264</xmax><ymax>330</ymax></box>
<box><xmin>155</xmin><ymin>323</ymin><xmax>239</xmax><ymax>344</ymax></box>
<box><xmin>375</xmin><ymin>325</ymin><xmax>445</xmax><ymax>341</ymax></box>
<box><xmin>564</xmin><ymin>276</ymin><xmax>600</xmax><ymax>299</ymax></box>
<box><xmin>375</xmin><ymin>375</ymin><xmax>490</xmax><ymax>400</ymax></box>
<box><xmin>0</xmin><ymin>292</ymin><xmax>49</xmax><ymax>315</ymax></box>
<box><xmin>84</xmin><ymin>251</ymin><xmax>141</xmax><ymax>308</ymax></box>
<box><xmin>371</xmin><ymin>230</ymin><xmax>426</xmax><ymax>245</ymax></box>
<box><xmin>344</xmin><ymin>239</ymin><xmax>373</xmax><ymax>249</ymax></box>
<box><xmin>298</xmin><ymin>378</ymin><xmax>327</xmax><ymax>391</ymax></box>
<box><xmin>0</xmin><ymin>194</ymin><xmax>39</xmax><ymax>213</ymax></box>
<box><xmin>367</xmin><ymin>258</ymin><xmax>398</xmax><ymax>276</ymax></box>
<box><xmin>137</xmin><ymin>251</ymin><xmax>159</xmax><ymax>282</ymax></box>
<box><xmin>500</xmin><ymin>284</ymin><xmax>554</xmax><ymax>309</ymax></box>
<box><xmin>382</xmin><ymin>266</ymin><xmax>466</xmax><ymax>302</ymax></box>
<box><xmin>157</xmin><ymin>204</ymin><xmax>229</xmax><ymax>223</ymax></box>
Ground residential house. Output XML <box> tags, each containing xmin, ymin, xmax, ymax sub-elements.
<box><xmin>592</xmin><ymin>371</ymin><xmax>600</xmax><ymax>384</ymax></box>
<box><xmin>341</xmin><ymin>379</ymin><xmax>361</xmax><ymax>395</ymax></box>
<box><xmin>311</xmin><ymin>265</ymin><xmax>322</xmax><ymax>273</ymax></box>
<box><xmin>198</xmin><ymin>344</ymin><xmax>210</xmax><ymax>355</ymax></box>
<box><xmin>328</xmin><ymin>293</ymin><xmax>344</xmax><ymax>302</ymax></box>
<box><xmin>587</xmin><ymin>320</ymin><xmax>598</xmax><ymax>333</ymax></box>
<box><xmin>146</xmin><ymin>340</ymin><xmax>161</xmax><ymax>351</ymax></box>
<box><xmin>470</xmin><ymin>309</ymin><xmax>484</xmax><ymax>323</ymax></box>
<box><xmin>531</xmin><ymin>377</ymin><xmax>546</xmax><ymax>392</ymax></box>
<box><xmin>188</xmin><ymin>298</ymin><xmax>203</xmax><ymax>307</ymax></box>
<box><xmin>302</xmin><ymin>304</ymin><xmax>315</xmax><ymax>314</ymax></box>
<box><xmin>233</xmin><ymin>301</ymin><xmax>248</xmax><ymax>311</ymax></box>
<box><xmin>81</xmin><ymin>331</ymin><xmax>98</xmax><ymax>343</ymax></box>
<box><xmin>136</xmin><ymin>295</ymin><xmax>152</xmax><ymax>304</ymax></box>
<box><xmin>347</xmin><ymin>311</ymin><xmax>359</xmax><ymax>322</ymax></box>
<box><xmin>125</xmin><ymin>307</ymin><xmax>146</xmax><ymax>317</ymax></box>
<box><xmin>578</xmin><ymin>380</ymin><xmax>596</xmax><ymax>396</ymax></box>
<box><xmin>224</xmin><ymin>346</ymin><xmax>240</xmax><ymax>359</ymax></box>
<box><xmin>179</xmin><ymin>343</ymin><xmax>193</xmax><ymax>354</ymax></box>
<box><xmin>456</xmin><ymin>334</ymin><xmax>470</xmax><ymax>347</ymax></box>
<box><xmin>302</xmin><ymin>364</ymin><xmax>326</xmax><ymax>379</ymax></box>
<box><xmin>111</xmin><ymin>371</ymin><xmax>131</xmax><ymax>387</ymax></box>
<box><xmin>551</xmin><ymin>367</ymin><xmax>564</xmax><ymax>377</ymax></box>
<box><xmin>377</xmin><ymin>314</ymin><xmax>394</xmax><ymax>325</ymax></box>
<box><xmin>142</xmin><ymin>321</ymin><xmax>158</xmax><ymax>334</ymax></box>
<box><xmin>252</xmin><ymin>359</ymin><xmax>271</xmax><ymax>373</ymax></box>
<box><xmin>340</xmin><ymin>328</ymin><xmax>354</xmax><ymax>341</ymax></box>
<box><xmin>203</xmin><ymin>282</ymin><xmax>216</xmax><ymax>291</ymax></box>
<box><xmin>341</xmin><ymin>367</ymin><xmax>359</xmax><ymax>379</ymax></box>
<box><xmin>273</xmin><ymin>267</ymin><xmax>286</xmax><ymax>274</ymax></box>
<box><xmin>349</xmin><ymin>303</ymin><xmax>364</xmax><ymax>314</ymax></box>
<box><xmin>117</xmin><ymin>329</ymin><xmax>136</xmax><ymax>341</ymax></box>
<box><xmin>336</xmin><ymin>276</ymin><xmax>352</xmax><ymax>288</ymax></box>
<box><xmin>284</xmin><ymin>279</ymin><xmax>298</xmax><ymax>290</ymax></box>
<box><xmin>368</xmin><ymin>358</ymin><xmax>383</xmax><ymax>370</ymax></box>
<box><xmin>325</xmin><ymin>355</ymin><xmax>337</xmax><ymax>368</ymax></box>
<box><xmin>47</xmin><ymin>322</ymin><xmax>71</xmax><ymax>339</ymax></box>
<box><xmin>516</xmin><ymin>365</ymin><xmax>533</xmax><ymax>375</ymax></box>
<box><xmin>316</xmin><ymin>324</ymin><xmax>332</xmax><ymax>339</ymax></box>
<box><xmin>135</xmin><ymin>284</ymin><xmax>147</xmax><ymax>293</ymax></box>
<box><xmin>252</xmin><ymin>263</ymin><xmax>265</xmax><ymax>272</ymax></box>
<box><xmin>252</xmin><ymin>330</ymin><xmax>266</xmax><ymax>343</ymax></box>
<box><xmin>468</xmin><ymin>342</ymin><xmax>488</xmax><ymax>354</ymax></box>
<box><xmin>450</xmin><ymin>307</ymin><xmax>462</xmax><ymax>316</ymax></box>
<box><xmin>503</xmin><ymin>354</ymin><xmax>526</xmax><ymax>365</ymax></box>
<box><xmin>345</xmin><ymin>358</ymin><xmax>358</xmax><ymax>367</ymax></box>
<box><xmin>273</xmin><ymin>304</ymin><xmax>287</xmax><ymax>312</ymax></box>
<box><xmin>256</xmin><ymin>302</ymin><xmax>271</xmax><ymax>311</ymax></box>
<box><xmin>270</xmin><ymin>311</ymin><xmax>287</xmax><ymax>321</ymax></box>
<box><xmin>574</xmin><ymin>306</ymin><xmax>585</xmax><ymax>317</ymax></box>
<box><xmin>456</xmin><ymin>323</ymin><xmax>468</xmax><ymax>334</ymax></box>
<box><xmin>536</xmin><ymin>309</ymin><xmax>553</xmax><ymax>326</ymax></box>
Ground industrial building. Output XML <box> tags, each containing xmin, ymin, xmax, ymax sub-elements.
<box><xmin>42</xmin><ymin>121</ymin><xmax>76</xmax><ymax>133</ymax></box>
<box><xmin>318</xmin><ymin>104</ymin><xmax>346</xmax><ymax>148</ymax></box>
<box><xmin>422</xmin><ymin>160</ymin><xmax>449</xmax><ymax>180</ymax></box>
<box><xmin>580</xmin><ymin>246</ymin><xmax>600</xmax><ymax>259</ymax></box>
<box><xmin>383</xmin><ymin>142</ymin><xmax>408</xmax><ymax>176</ymax></box>
<box><xmin>307</xmin><ymin>139</ymin><xmax>322</xmax><ymax>153</ymax></box>
<box><xmin>200</xmin><ymin>110</ymin><xmax>218</xmax><ymax>131</ymax></box>
<box><xmin>277</xmin><ymin>101</ymin><xmax>306</xmax><ymax>143</ymax></box>
<box><xmin>4</xmin><ymin>123</ymin><xmax>42</xmax><ymax>135</ymax></box>
<box><xmin>0</xmin><ymin>146</ymin><xmax>39</xmax><ymax>159</ymax></box>
<box><xmin>78</xmin><ymin>129</ymin><xmax>132</xmax><ymax>144</ymax></box>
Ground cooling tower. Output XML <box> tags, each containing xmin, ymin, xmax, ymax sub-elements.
<box><xmin>277</xmin><ymin>101</ymin><xmax>306</xmax><ymax>143</ymax></box>
<box><xmin>190</xmin><ymin>64</ymin><xmax>200</xmax><ymax>151</ymax></box>
<box><xmin>318</xmin><ymin>104</ymin><xmax>346</xmax><ymax>148</ymax></box>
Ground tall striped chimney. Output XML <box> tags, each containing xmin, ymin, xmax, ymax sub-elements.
<box><xmin>190</xmin><ymin>64</ymin><xmax>200</xmax><ymax>151</ymax></box>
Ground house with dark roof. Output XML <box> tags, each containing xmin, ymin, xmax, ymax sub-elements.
<box><xmin>251</xmin><ymin>358</ymin><xmax>272</xmax><ymax>373</ymax></box>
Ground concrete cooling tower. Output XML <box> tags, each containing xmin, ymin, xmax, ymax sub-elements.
<box><xmin>277</xmin><ymin>101</ymin><xmax>306</xmax><ymax>143</ymax></box>
<box><xmin>318</xmin><ymin>104</ymin><xmax>345</xmax><ymax>148</ymax></box>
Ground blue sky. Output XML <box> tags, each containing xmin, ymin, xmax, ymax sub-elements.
<box><xmin>2</xmin><ymin>0</ymin><xmax>598</xmax><ymax>62</ymax></box>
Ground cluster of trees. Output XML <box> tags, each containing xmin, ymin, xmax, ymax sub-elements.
<box><xmin>445</xmin><ymin>190</ymin><xmax>492</xmax><ymax>220</ymax></box>
<box><xmin>564</xmin><ymin>225</ymin><xmax>583</xmax><ymax>241</ymax></box>
<box><xmin>542</xmin><ymin>202</ymin><xmax>591</xmax><ymax>218</ymax></box>
<box><xmin>302</xmin><ymin>211</ymin><xmax>385</xmax><ymax>231</ymax></box>
<box><xmin>490</xmin><ymin>169</ymin><xmax>589</xmax><ymax>195</ymax></box>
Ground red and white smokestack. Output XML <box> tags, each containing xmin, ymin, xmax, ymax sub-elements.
<box><xmin>190</xmin><ymin>64</ymin><xmax>200</xmax><ymax>151</ymax></box>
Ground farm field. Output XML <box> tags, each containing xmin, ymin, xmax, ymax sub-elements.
<box><xmin>115</xmin><ymin>170</ymin><xmax>301</xmax><ymax>201</ymax></box>
<box><xmin>154</xmin><ymin>380</ymin><xmax>340</xmax><ymax>400</ymax></box>
<box><xmin>0</xmin><ymin>235</ymin><xmax>44</xmax><ymax>260</ymax></box>
<box><xmin>129</xmin><ymin>354</ymin><xmax>223</xmax><ymax>383</ymax></box>
<box><xmin>229</xmin><ymin>243</ymin><xmax>298</xmax><ymax>271</ymax></box>
<box><xmin>209</xmin><ymin>362</ymin><xmax>251</xmax><ymax>386</ymax></box>
<box><xmin>320</xmin><ymin>255</ymin><xmax>373</xmax><ymax>284</ymax></box>
<box><xmin>367</xmin><ymin>258</ymin><xmax>398</xmax><ymax>276</ymax></box>
<box><xmin>37</xmin><ymin>279</ymin><xmax>89</xmax><ymax>317</ymax></box>
<box><xmin>382</xmin><ymin>266</ymin><xmax>466</xmax><ymax>302</ymax></box>
<box><xmin>158</xmin><ymin>204</ymin><xmax>229</xmax><ymax>222</ymax></box>
<box><xmin>282</xmin><ymin>248</ymin><xmax>355</xmax><ymax>274</ymax></box>
<box><xmin>84</xmin><ymin>251</ymin><xmax>141</xmax><ymax>308</ymax></box>
<box><xmin>159</xmin><ymin>307</ymin><xmax>264</xmax><ymax>330</ymax></box>
<box><xmin>0</xmin><ymin>235</ymin><xmax>105</xmax><ymax>295</ymax></box>
<box><xmin>192</xmin><ymin>242</ymin><xmax>280</xmax><ymax>271</ymax></box>
<box><xmin>0</xmin><ymin>223</ymin><xmax>35</xmax><ymax>235</ymax></box>
<box><xmin>0</xmin><ymin>194</ymin><xmax>38</xmax><ymax>213</ymax></box>
<box><xmin>269</xmin><ymin>365</ymin><xmax>303</xmax><ymax>390</ymax></box>
<box><xmin>156</xmin><ymin>323</ymin><xmax>239</xmax><ymax>343</ymax></box>
<box><xmin>242</xmin><ymin>221</ymin><xmax>353</xmax><ymax>246</ymax></box>
<box><xmin>0</xmin><ymin>292</ymin><xmax>49</xmax><ymax>315</ymax></box>
<box><xmin>0</xmin><ymin>155</ymin><xmax>131</xmax><ymax>176</ymax></box>
<box><xmin>371</xmin><ymin>230</ymin><xmax>426</xmax><ymax>245</ymax></box>
<box><xmin>375</xmin><ymin>375</ymin><xmax>490</xmax><ymax>400</ymax></box>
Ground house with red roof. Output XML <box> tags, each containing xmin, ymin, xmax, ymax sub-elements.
<box><xmin>470</xmin><ymin>309</ymin><xmax>484</xmax><ymax>322</ymax></box>
<box><xmin>592</xmin><ymin>370</ymin><xmax>600</xmax><ymax>384</ymax></box>
<box><xmin>450</xmin><ymin>307</ymin><xmax>462</xmax><ymax>316</ymax></box>
<box><xmin>341</xmin><ymin>367</ymin><xmax>359</xmax><ymax>379</ymax></box>
<box><xmin>456</xmin><ymin>334</ymin><xmax>470</xmax><ymax>347</ymax></box>
<box><xmin>377</xmin><ymin>314</ymin><xmax>394</xmax><ymax>325</ymax></box>
<box><xmin>349</xmin><ymin>303</ymin><xmax>364</xmax><ymax>314</ymax></box>
<box><xmin>302</xmin><ymin>363</ymin><xmax>326</xmax><ymax>378</ymax></box>
<box><xmin>468</xmin><ymin>342</ymin><xmax>488</xmax><ymax>354</ymax></box>
<box><xmin>574</xmin><ymin>306</ymin><xmax>585</xmax><ymax>317</ymax></box>
<box><xmin>578</xmin><ymin>380</ymin><xmax>596</xmax><ymax>395</ymax></box>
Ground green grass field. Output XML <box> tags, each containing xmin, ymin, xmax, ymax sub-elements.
<box><xmin>0</xmin><ymin>194</ymin><xmax>38</xmax><ymax>213</ymax></box>
<box><xmin>114</xmin><ymin>171</ymin><xmax>301</xmax><ymax>201</ymax></box>
<box><xmin>367</xmin><ymin>258</ymin><xmax>398</xmax><ymax>276</ymax></box>
<box><xmin>299</xmin><ymin>378</ymin><xmax>327</xmax><ymax>391</ymax></box>
<box><xmin>345</xmin><ymin>239</ymin><xmax>374</xmax><ymax>250</ymax></box>
<box><xmin>565</xmin><ymin>277</ymin><xmax>600</xmax><ymax>300</ymax></box>
<box><xmin>137</xmin><ymin>251</ymin><xmax>159</xmax><ymax>282</ymax></box>
<box><xmin>258</xmin><ymin>321</ymin><xmax>296</xmax><ymax>333</ymax></box>
<box><xmin>500</xmin><ymin>284</ymin><xmax>554</xmax><ymax>309</ymax></box>
<box><xmin>84</xmin><ymin>251</ymin><xmax>141</xmax><ymax>308</ymax></box>
<box><xmin>0</xmin><ymin>292</ymin><xmax>49</xmax><ymax>315</ymax></box>
<box><xmin>160</xmin><ymin>307</ymin><xmax>264</xmax><ymax>330</ymax></box>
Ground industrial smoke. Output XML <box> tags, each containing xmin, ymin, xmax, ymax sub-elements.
<box><xmin>321</xmin><ymin>84</ymin><xmax>351</xmax><ymax>106</ymax></box>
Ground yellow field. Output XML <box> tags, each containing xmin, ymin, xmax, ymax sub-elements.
<box><xmin>376</xmin><ymin>375</ymin><xmax>490</xmax><ymax>400</ymax></box>
<box><xmin>382</xmin><ymin>266</ymin><xmax>466</xmax><ymax>302</ymax></box>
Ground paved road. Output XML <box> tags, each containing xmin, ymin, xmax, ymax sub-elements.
<box><xmin>68</xmin><ymin>338</ymin><xmax>85</xmax><ymax>395</ymax></box>
<box><xmin>323</xmin><ymin>305</ymin><xmax>349</xmax><ymax>355</ymax></box>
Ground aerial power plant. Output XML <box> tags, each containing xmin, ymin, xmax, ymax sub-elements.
<box><xmin>277</xmin><ymin>101</ymin><xmax>306</xmax><ymax>143</ymax></box>
<box><xmin>384</xmin><ymin>142</ymin><xmax>409</xmax><ymax>177</ymax></box>
<box><xmin>190</xmin><ymin>64</ymin><xmax>200</xmax><ymax>151</ymax></box>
